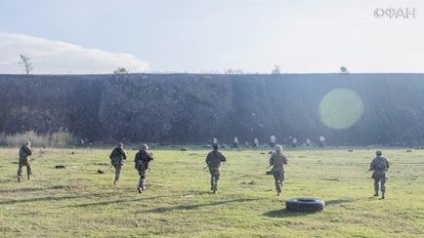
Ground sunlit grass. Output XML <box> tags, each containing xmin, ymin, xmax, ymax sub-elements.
<box><xmin>0</xmin><ymin>147</ymin><xmax>423</xmax><ymax>237</ymax></box>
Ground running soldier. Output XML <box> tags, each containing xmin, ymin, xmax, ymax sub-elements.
<box><xmin>270</xmin><ymin>135</ymin><xmax>276</xmax><ymax>147</ymax></box>
<box><xmin>109</xmin><ymin>143</ymin><xmax>127</xmax><ymax>185</ymax></box>
<box><xmin>369</xmin><ymin>150</ymin><xmax>390</xmax><ymax>199</ymax></box>
<box><xmin>253</xmin><ymin>138</ymin><xmax>259</xmax><ymax>147</ymax></box>
<box><xmin>134</xmin><ymin>144</ymin><xmax>154</xmax><ymax>193</ymax></box>
<box><xmin>205</xmin><ymin>144</ymin><xmax>227</xmax><ymax>194</ymax></box>
<box><xmin>17</xmin><ymin>141</ymin><xmax>33</xmax><ymax>182</ymax></box>
<box><xmin>233</xmin><ymin>137</ymin><xmax>239</xmax><ymax>148</ymax></box>
<box><xmin>269</xmin><ymin>145</ymin><xmax>288</xmax><ymax>196</ymax></box>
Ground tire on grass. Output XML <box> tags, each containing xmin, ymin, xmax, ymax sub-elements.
<box><xmin>286</xmin><ymin>198</ymin><xmax>325</xmax><ymax>212</ymax></box>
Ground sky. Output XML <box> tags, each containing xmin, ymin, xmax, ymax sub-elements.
<box><xmin>0</xmin><ymin>0</ymin><xmax>423</xmax><ymax>74</ymax></box>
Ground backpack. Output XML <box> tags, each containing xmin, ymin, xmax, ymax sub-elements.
<box><xmin>373</xmin><ymin>157</ymin><xmax>387</xmax><ymax>171</ymax></box>
<box><xmin>111</xmin><ymin>156</ymin><xmax>123</xmax><ymax>166</ymax></box>
<box><xmin>110</xmin><ymin>148</ymin><xmax>123</xmax><ymax>166</ymax></box>
<box><xmin>136</xmin><ymin>151</ymin><xmax>152</xmax><ymax>170</ymax></box>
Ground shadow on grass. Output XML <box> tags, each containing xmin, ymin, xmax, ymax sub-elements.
<box><xmin>325</xmin><ymin>198</ymin><xmax>354</xmax><ymax>206</ymax></box>
<box><xmin>0</xmin><ymin>190</ymin><xmax>117</xmax><ymax>205</ymax></box>
<box><xmin>140</xmin><ymin>198</ymin><xmax>260</xmax><ymax>214</ymax></box>
<box><xmin>0</xmin><ymin>195</ymin><xmax>82</xmax><ymax>205</ymax></box>
<box><xmin>264</xmin><ymin>198</ymin><xmax>355</xmax><ymax>218</ymax></box>
<box><xmin>0</xmin><ymin>185</ymin><xmax>71</xmax><ymax>194</ymax></box>
<box><xmin>66</xmin><ymin>194</ymin><xmax>186</xmax><ymax>208</ymax></box>
<box><xmin>263</xmin><ymin>209</ymin><xmax>315</xmax><ymax>218</ymax></box>
<box><xmin>0</xmin><ymin>187</ymin><xmax>44</xmax><ymax>194</ymax></box>
<box><xmin>68</xmin><ymin>199</ymin><xmax>130</xmax><ymax>208</ymax></box>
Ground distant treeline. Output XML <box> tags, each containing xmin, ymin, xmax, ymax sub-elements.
<box><xmin>1</xmin><ymin>73</ymin><xmax>424</xmax><ymax>146</ymax></box>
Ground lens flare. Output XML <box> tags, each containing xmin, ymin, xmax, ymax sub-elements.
<box><xmin>319</xmin><ymin>88</ymin><xmax>364</xmax><ymax>129</ymax></box>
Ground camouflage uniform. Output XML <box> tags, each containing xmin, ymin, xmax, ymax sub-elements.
<box><xmin>109</xmin><ymin>143</ymin><xmax>127</xmax><ymax>185</ymax></box>
<box><xmin>134</xmin><ymin>144</ymin><xmax>154</xmax><ymax>193</ymax></box>
<box><xmin>269</xmin><ymin>145</ymin><xmax>288</xmax><ymax>196</ymax></box>
<box><xmin>370</xmin><ymin>151</ymin><xmax>390</xmax><ymax>199</ymax></box>
<box><xmin>17</xmin><ymin>141</ymin><xmax>33</xmax><ymax>182</ymax></box>
<box><xmin>205</xmin><ymin>145</ymin><xmax>227</xmax><ymax>194</ymax></box>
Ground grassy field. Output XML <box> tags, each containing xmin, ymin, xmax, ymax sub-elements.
<box><xmin>0</xmin><ymin>147</ymin><xmax>423</xmax><ymax>237</ymax></box>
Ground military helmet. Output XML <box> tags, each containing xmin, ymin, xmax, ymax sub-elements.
<box><xmin>276</xmin><ymin>145</ymin><xmax>283</xmax><ymax>152</ymax></box>
<box><xmin>140</xmin><ymin>144</ymin><xmax>148</xmax><ymax>150</ymax></box>
<box><xmin>375</xmin><ymin>150</ymin><xmax>382</xmax><ymax>156</ymax></box>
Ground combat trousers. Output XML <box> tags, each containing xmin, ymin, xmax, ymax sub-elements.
<box><xmin>374</xmin><ymin>172</ymin><xmax>387</xmax><ymax>193</ymax></box>
<box><xmin>138</xmin><ymin>169</ymin><xmax>147</xmax><ymax>190</ymax></box>
<box><xmin>209</xmin><ymin>167</ymin><xmax>220</xmax><ymax>191</ymax></box>
<box><xmin>17</xmin><ymin>159</ymin><xmax>32</xmax><ymax>180</ymax></box>
<box><xmin>273</xmin><ymin>171</ymin><xmax>285</xmax><ymax>193</ymax></box>
<box><xmin>113</xmin><ymin>164</ymin><xmax>122</xmax><ymax>182</ymax></box>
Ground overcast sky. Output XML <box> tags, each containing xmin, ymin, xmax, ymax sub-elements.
<box><xmin>0</xmin><ymin>0</ymin><xmax>423</xmax><ymax>74</ymax></box>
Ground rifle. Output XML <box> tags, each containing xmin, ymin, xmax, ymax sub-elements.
<box><xmin>366</xmin><ymin>169</ymin><xmax>375</xmax><ymax>179</ymax></box>
<box><xmin>265</xmin><ymin>165</ymin><xmax>273</xmax><ymax>175</ymax></box>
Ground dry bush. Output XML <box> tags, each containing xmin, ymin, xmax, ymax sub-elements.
<box><xmin>0</xmin><ymin>133</ymin><xmax>5</xmax><ymax>146</ymax></box>
<box><xmin>1</xmin><ymin>130</ymin><xmax>76</xmax><ymax>147</ymax></box>
<box><xmin>50</xmin><ymin>131</ymin><xmax>76</xmax><ymax>147</ymax></box>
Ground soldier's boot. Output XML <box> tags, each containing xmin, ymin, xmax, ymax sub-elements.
<box><xmin>212</xmin><ymin>184</ymin><xmax>217</xmax><ymax>194</ymax></box>
<box><xmin>18</xmin><ymin>176</ymin><xmax>22</xmax><ymax>183</ymax></box>
<box><xmin>137</xmin><ymin>187</ymin><xmax>142</xmax><ymax>193</ymax></box>
<box><xmin>113</xmin><ymin>177</ymin><xmax>119</xmax><ymax>185</ymax></box>
<box><xmin>27</xmin><ymin>174</ymin><xmax>31</xmax><ymax>180</ymax></box>
<box><xmin>382</xmin><ymin>192</ymin><xmax>385</xmax><ymax>199</ymax></box>
<box><xmin>140</xmin><ymin>179</ymin><xmax>145</xmax><ymax>191</ymax></box>
<box><xmin>213</xmin><ymin>181</ymin><xmax>219</xmax><ymax>194</ymax></box>
<box><xmin>373</xmin><ymin>191</ymin><xmax>379</xmax><ymax>196</ymax></box>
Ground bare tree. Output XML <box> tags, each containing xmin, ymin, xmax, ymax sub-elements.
<box><xmin>271</xmin><ymin>65</ymin><xmax>281</xmax><ymax>74</ymax></box>
<box><xmin>114</xmin><ymin>67</ymin><xmax>129</xmax><ymax>74</ymax></box>
<box><xmin>225</xmin><ymin>68</ymin><xmax>244</xmax><ymax>74</ymax></box>
<box><xmin>340</xmin><ymin>66</ymin><xmax>349</xmax><ymax>74</ymax></box>
<box><xmin>19</xmin><ymin>54</ymin><xmax>33</xmax><ymax>75</ymax></box>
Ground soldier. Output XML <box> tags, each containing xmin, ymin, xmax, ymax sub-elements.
<box><xmin>213</xmin><ymin>137</ymin><xmax>218</xmax><ymax>146</ymax></box>
<box><xmin>205</xmin><ymin>144</ymin><xmax>227</xmax><ymax>194</ymax></box>
<box><xmin>269</xmin><ymin>145</ymin><xmax>288</xmax><ymax>196</ymax></box>
<box><xmin>306</xmin><ymin>138</ymin><xmax>312</xmax><ymax>147</ymax></box>
<box><xmin>292</xmin><ymin>138</ymin><xmax>297</xmax><ymax>147</ymax></box>
<box><xmin>369</xmin><ymin>150</ymin><xmax>390</xmax><ymax>199</ymax></box>
<box><xmin>233</xmin><ymin>137</ymin><xmax>239</xmax><ymax>148</ymax></box>
<box><xmin>319</xmin><ymin>136</ymin><xmax>326</xmax><ymax>147</ymax></box>
<box><xmin>109</xmin><ymin>143</ymin><xmax>127</xmax><ymax>185</ymax></box>
<box><xmin>17</xmin><ymin>141</ymin><xmax>33</xmax><ymax>182</ymax></box>
<box><xmin>270</xmin><ymin>135</ymin><xmax>276</xmax><ymax>147</ymax></box>
<box><xmin>253</xmin><ymin>138</ymin><xmax>259</xmax><ymax>147</ymax></box>
<box><xmin>134</xmin><ymin>144</ymin><xmax>154</xmax><ymax>193</ymax></box>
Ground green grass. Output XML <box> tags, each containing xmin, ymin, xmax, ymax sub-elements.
<box><xmin>1</xmin><ymin>147</ymin><xmax>424</xmax><ymax>237</ymax></box>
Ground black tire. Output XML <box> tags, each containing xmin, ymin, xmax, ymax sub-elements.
<box><xmin>286</xmin><ymin>198</ymin><xmax>325</xmax><ymax>212</ymax></box>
